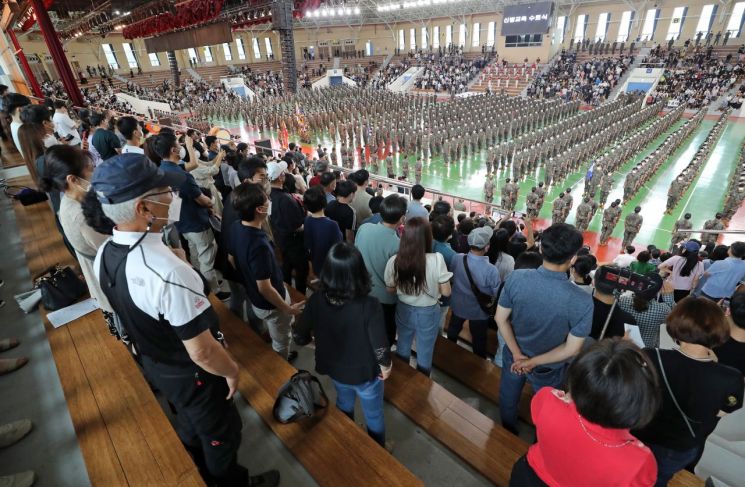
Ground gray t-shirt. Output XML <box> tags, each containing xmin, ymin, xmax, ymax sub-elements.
<box><xmin>499</xmin><ymin>266</ymin><xmax>593</xmax><ymax>365</ymax></box>
<box><xmin>355</xmin><ymin>222</ymin><xmax>400</xmax><ymax>304</ymax></box>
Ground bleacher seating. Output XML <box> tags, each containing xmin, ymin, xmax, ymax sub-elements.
<box><xmin>470</xmin><ymin>61</ymin><xmax>542</xmax><ymax>96</ymax></box>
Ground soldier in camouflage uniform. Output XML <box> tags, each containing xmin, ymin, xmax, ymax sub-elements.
<box><xmin>622</xmin><ymin>206</ymin><xmax>644</xmax><ymax>249</ymax></box>
<box><xmin>552</xmin><ymin>193</ymin><xmax>566</xmax><ymax>224</ymax></box>
<box><xmin>701</xmin><ymin>213</ymin><xmax>725</xmax><ymax>245</ymax></box>
<box><xmin>574</xmin><ymin>197</ymin><xmax>593</xmax><ymax>233</ymax></box>
<box><xmin>484</xmin><ymin>174</ymin><xmax>495</xmax><ymax>204</ymax></box>
<box><xmin>666</xmin><ymin>176</ymin><xmax>685</xmax><ymax>214</ymax></box>
<box><xmin>670</xmin><ymin>213</ymin><xmax>693</xmax><ymax>251</ymax></box>
<box><xmin>599</xmin><ymin>200</ymin><xmax>622</xmax><ymax>245</ymax></box>
<box><xmin>599</xmin><ymin>174</ymin><xmax>613</xmax><ymax>208</ymax></box>
<box><xmin>526</xmin><ymin>187</ymin><xmax>540</xmax><ymax>219</ymax></box>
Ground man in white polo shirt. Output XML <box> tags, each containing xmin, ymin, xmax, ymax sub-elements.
<box><xmin>52</xmin><ymin>100</ymin><xmax>81</xmax><ymax>146</ymax></box>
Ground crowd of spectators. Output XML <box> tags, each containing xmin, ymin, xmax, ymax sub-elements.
<box><xmin>527</xmin><ymin>50</ymin><xmax>630</xmax><ymax>104</ymax></box>
<box><xmin>413</xmin><ymin>49</ymin><xmax>491</xmax><ymax>94</ymax></box>
<box><xmin>370</xmin><ymin>58</ymin><xmax>413</xmax><ymax>89</ymax></box>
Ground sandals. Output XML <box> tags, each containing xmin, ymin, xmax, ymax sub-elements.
<box><xmin>0</xmin><ymin>358</ymin><xmax>29</xmax><ymax>376</ymax></box>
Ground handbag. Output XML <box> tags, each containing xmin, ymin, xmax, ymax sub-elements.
<box><xmin>462</xmin><ymin>255</ymin><xmax>498</xmax><ymax>316</ymax></box>
<box><xmin>35</xmin><ymin>264</ymin><xmax>88</xmax><ymax>311</ymax></box>
<box><xmin>273</xmin><ymin>370</ymin><xmax>329</xmax><ymax>424</ymax></box>
<box><xmin>4</xmin><ymin>186</ymin><xmax>48</xmax><ymax>206</ymax></box>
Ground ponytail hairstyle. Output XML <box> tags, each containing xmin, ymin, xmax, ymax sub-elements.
<box><xmin>38</xmin><ymin>145</ymin><xmax>92</xmax><ymax>193</ymax></box>
<box><xmin>394</xmin><ymin>217</ymin><xmax>433</xmax><ymax>296</ymax></box>
<box><xmin>572</xmin><ymin>254</ymin><xmax>598</xmax><ymax>285</ymax></box>
<box><xmin>81</xmin><ymin>189</ymin><xmax>115</xmax><ymax>235</ymax></box>
<box><xmin>679</xmin><ymin>248</ymin><xmax>699</xmax><ymax>277</ymax></box>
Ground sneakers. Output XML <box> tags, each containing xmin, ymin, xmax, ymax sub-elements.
<box><xmin>0</xmin><ymin>471</ymin><xmax>36</xmax><ymax>487</ymax></box>
<box><xmin>0</xmin><ymin>419</ymin><xmax>33</xmax><ymax>448</ymax></box>
<box><xmin>248</xmin><ymin>470</ymin><xmax>280</xmax><ymax>487</ymax></box>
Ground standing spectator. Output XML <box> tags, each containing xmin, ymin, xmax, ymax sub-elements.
<box><xmin>509</xmin><ymin>340</ymin><xmax>659</xmax><ymax>487</ymax></box>
<box><xmin>406</xmin><ymin>184</ymin><xmax>429</xmax><ymax>220</ymax></box>
<box><xmin>5</xmin><ymin>93</ymin><xmax>30</xmax><ymax>153</ymax></box>
<box><xmin>325</xmin><ymin>180</ymin><xmax>357</xmax><ymax>243</ymax></box>
<box><xmin>384</xmin><ymin>217</ymin><xmax>452</xmax><ymax>376</ymax></box>
<box><xmin>570</xmin><ymin>254</ymin><xmax>596</xmax><ymax>294</ymax></box>
<box><xmin>90</xmin><ymin>111</ymin><xmax>121</xmax><ymax>161</ymax></box>
<box><xmin>618</xmin><ymin>279</ymin><xmax>675</xmax><ymax>348</ymax></box>
<box><xmin>348</xmin><ymin>170</ymin><xmax>373</xmax><ymax>227</ymax></box>
<box><xmin>116</xmin><ymin>116</ymin><xmax>144</xmax><ymax>154</ymax></box>
<box><xmin>356</xmin><ymin>195</ymin><xmax>406</xmax><ymax>345</ymax></box>
<box><xmin>303</xmin><ymin>186</ymin><xmax>343</xmax><ymax>276</ymax></box>
<box><xmin>632</xmin><ymin>297</ymin><xmax>744</xmax><ymax>486</ymax></box>
<box><xmin>52</xmin><ymin>100</ymin><xmax>81</xmax><ymax>146</ymax></box>
<box><xmin>488</xmin><ymin>228</ymin><xmax>516</xmax><ymax>282</ymax></box>
<box><xmin>700</xmin><ymin>241</ymin><xmax>745</xmax><ymax>301</ymax></box>
<box><xmin>658</xmin><ymin>241</ymin><xmax>705</xmax><ymax>302</ymax></box>
<box><xmin>431</xmin><ymin>215</ymin><xmax>457</xmax><ymax>270</ymax></box>
<box><xmin>228</xmin><ymin>183</ymin><xmax>304</xmax><ymax>360</ymax></box>
<box><xmin>320</xmin><ymin>172</ymin><xmax>337</xmax><ymax>203</ymax></box>
<box><xmin>447</xmin><ymin>227</ymin><xmax>501</xmax><ymax>358</ymax></box>
<box><xmin>613</xmin><ymin>246</ymin><xmax>637</xmax><ymax>268</ymax></box>
<box><xmin>268</xmin><ymin>161</ymin><xmax>309</xmax><ymax>295</ymax></box>
<box><xmin>152</xmin><ymin>134</ymin><xmax>229</xmax><ymax>300</ymax></box>
<box><xmin>589</xmin><ymin>266</ymin><xmax>637</xmax><ymax>340</ymax></box>
<box><xmin>496</xmin><ymin>223</ymin><xmax>592</xmax><ymax>434</ymax></box>
<box><xmin>715</xmin><ymin>291</ymin><xmax>745</xmax><ymax>376</ymax></box>
<box><xmin>630</xmin><ymin>250</ymin><xmax>658</xmax><ymax>275</ymax></box>
<box><xmin>295</xmin><ymin>242</ymin><xmax>391</xmax><ymax>447</ymax></box>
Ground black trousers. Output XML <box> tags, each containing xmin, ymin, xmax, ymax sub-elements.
<box><xmin>509</xmin><ymin>455</ymin><xmax>548</xmax><ymax>487</ymax></box>
<box><xmin>142</xmin><ymin>357</ymin><xmax>247</xmax><ymax>487</ymax></box>
<box><xmin>381</xmin><ymin>302</ymin><xmax>397</xmax><ymax>347</ymax></box>
<box><xmin>280</xmin><ymin>233</ymin><xmax>308</xmax><ymax>294</ymax></box>
<box><xmin>447</xmin><ymin>315</ymin><xmax>489</xmax><ymax>358</ymax></box>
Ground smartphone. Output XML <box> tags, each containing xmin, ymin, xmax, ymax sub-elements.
<box><xmin>54</xmin><ymin>131</ymin><xmax>61</xmax><ymax>139</ymax></box>
<box><xmin>64</xmin><ymin>134</ymin><xmax>74</xmax><ymax>142</ymax></box>
<box><xmin>513</xmin><ymin>211</ymin><xmax>526</xmax><ymax>219</ymax></box>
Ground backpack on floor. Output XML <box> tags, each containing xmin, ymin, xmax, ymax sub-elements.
<box><xmin>273</xmin><ymin>370</ymin><xmax>328</xmax><ymax>424</ymax></box>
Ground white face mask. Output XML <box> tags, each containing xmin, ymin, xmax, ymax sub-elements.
<box><xmin>73</xmin><ymin>177</ymin><xmax>92</xmax><ymax>193</ymax></box>
<box><xmin>266</xmin><ymin>200</ymin><xmax>272</xmax><ymax>217</ymax></box>
<box><xmin>179</xmin><ymin>146</ymin><xmax>187</xmax><ymax>160</ymax></box>
<box><xmin>145</xmin><ymin>194</ymin><xmax>181</xmax><ymax>223</ymax></box>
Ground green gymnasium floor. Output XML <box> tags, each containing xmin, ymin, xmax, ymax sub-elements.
<box><xmin>218</xmin><ymin>114</ymin><xmax>745</xmax><ymax>252</ymax></box>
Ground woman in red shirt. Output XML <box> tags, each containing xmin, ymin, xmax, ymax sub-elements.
<box><xmin>510</xmin><ymin>339</ymin><xmax>660</xmax><ymax>487</ymax></box>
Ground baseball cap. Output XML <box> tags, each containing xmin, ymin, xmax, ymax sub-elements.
<box><xmin>92</xmin><ymin>153</ymin><xmax>185</xmax><ymax>204</ymax></box>
<box><xmin>267</xmin><ymin>161</ymin><xmax>288</xmax><ymax>181</ymax></box>
<box><xmin>467</xmin><ymin>226</ymin><xmax>493</xmax><ymax>249</ymax></box>
<box><xmin>684</xmin><ymin>240</ymin><xmax>701</xmax><ymax>253</ymax></box>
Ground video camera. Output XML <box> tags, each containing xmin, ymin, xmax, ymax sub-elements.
<box><xmin>595</xmin><ymin>266</ymin><xmax>663</xmax><ymax>296</ymax></box>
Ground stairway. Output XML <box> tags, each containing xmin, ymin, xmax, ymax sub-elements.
<box><xmin>379</xmin><ymin>53</ymin><xmax>394</xmax><ymax>71</ymax></box>
<box><xmin>186</xmin><ymin>67</ymin><xmax>202</xmax><ymax>81</ymax></box>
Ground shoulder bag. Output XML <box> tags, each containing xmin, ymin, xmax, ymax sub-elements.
<box><xmin>273</xmin><ymin>370</ymin><xmax>329</xmax><ymax>424</ymax></box>
<box><xmin>463</xmin><ymin>255</ymin><xmax>498</xmax><ymax>316</ymax></box>
<box><xmin>35</xmin><ymin>264</ymin><xmax>88</xmax><ymax>311</ymax></box>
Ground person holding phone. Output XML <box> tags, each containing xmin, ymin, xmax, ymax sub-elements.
<box><xmin>52</xmin><ymin>100</ymin><xmax>81</xmax><ymax>146</ymax></box>
<box><xmin>295</xmin><ymin>242</ymin><xmax>391</xmax><ymax>447</ymax></box>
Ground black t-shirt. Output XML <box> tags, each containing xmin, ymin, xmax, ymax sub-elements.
<box><xmin>633</xmin><ymin>348</ymin><xmax>744</xmax><ymax>451</ymax></box>
<box><xmin>715</xmin><ymin>337</ymin><xmax>745</xmax><ymax>376</ymax></box>
<box><xmin>589</xmin><ymin>296</ymin><xmax>636</xmax><ymax>340</ymax></box>
<box><xmin>228</xmin><ymin>222</ymin><xmax>285</xmax><ymax>310</ymax></box>
<box><xmin>325</xmin><ymin>200</ymin><xmax>356</xmax><ymax>235</ymax></box>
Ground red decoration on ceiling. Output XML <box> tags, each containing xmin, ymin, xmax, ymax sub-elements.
<box><xmin>123</xmin><ymin>0</ymin><xmax>225</xmax><ymax>39</ymax></box>
<box><xmin>20</xmin><ymin>0</ymin><xmax>55</xmax><ymax>32</ymax></box>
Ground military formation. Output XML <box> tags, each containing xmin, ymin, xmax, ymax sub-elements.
<box><xmin>665</xmin><ymin>110</ymin><xmax>729</xmax><ymax>213</ymax></box>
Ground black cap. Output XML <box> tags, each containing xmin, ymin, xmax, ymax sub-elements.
<box><xmin>92</xmin><ymin>153</ymin><xmax>185</xmax><ymax>204</ymax></box>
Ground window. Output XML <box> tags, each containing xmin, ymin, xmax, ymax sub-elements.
<box><xmin>421</xmin><ymin>27</ymin><xmax>428</xmax><ymax>49</ymax></box>
<box><xmin>666</xmin><ymin>7</ymin><xmax>687</xmax><ymax>40</ymax></box>
<box><xmin>264</xmin><ymin>38</ymin><xmax>274</xmax><ymax>58</ymax></box>
<box><xmin>459</xmin><ymin>23</ymin><xmax>466</xmax><ymax>47</ymax></box>
<box><xmin>641</xmin><ymin>8</ymin><xmax>659</xmax><ymax>41</ymax></box>
<box><xmin>148</xmin><ymin>52</ymin><xmax>160</xmax><ymax>67</ymax></box>
<box><xmin>574</xmin><ymin>14</ymin><xmax>588</xmax><ymax>42</ymax></box>
<box><xmin>203</xmin><ymin>46</ymin><xmax>213</xmax><ymax>63</ymax></box>
<box><xmin>446</xmin><ymin>25</ymin><xmax>453</xmax><ymax>47</ymax></box>
<box><xmin>695</xmin><ymin>5</ymin><xmax>717</xmax><ymax>36</ymax></box>
<box><xmin>487</xmin><ymin>21</ymin><xmax>496</xmax><ymax>47</ymax></box>
<box><xmin>223</xmin><ymin>43</ymin><xmax>232</xmax><ymax>61</ymax></box>
<box><xmin>727</xmin><ymin>2</ymin><xmax>745</xmax><ymax>37</ymax></box>
<box><xmin>410</xmin><ymin>28</ymin><xmax>416</xmax><ymax>50</ymax></box>
<box><xmin>595</xmin><ymin>13</ymin><xmax>610</xmax><ymax>41</ymax></box>
<box><xmin>505</xmin><ymin>34</ymin><xmax>543</xmax><ymax>47</ymax></box>
<box><xmin>433</xmin><ymin>26</ymin><xmax>440</xmax><ymax>49</ymax></box>
<box><xmin>122</xmin><ymin>43</ymin><xmax>139</xmax><ymax>69</ymax></box>
<box><xmin>236</xmin><ymin>38</ymin><xmax>246</xmax><ymax>60</ymax></box>
<box><xmin>472</xmin><ymin>22</ymin><xmax>480</xmax><ymax>47</ymax></box>
<box><xmin>187</xmin><ymin>48</ymin><xmax>198</xmax><ymax>62</ymax></box>
<box><xmin>365</xmin><ymin>41</ymin><xmax>373</xmax><ymax>56</ymax></box>
<box><xmin>102</xmin><ymin>44</ymin><xmax>119</xmax><ymax>70</ymax></box>
<box><xmin>252</xmin><ymin>38</ymin><xmax>261</xmax><ymax>59</ymax></box>
<box><xmin>553</xmin><ymin>16</ymin><xmax>566</xmax><ymax>45</ymax></box>
<box><xmin>399</xmin><ymin>29</ymin><xmax>405</xmax><ymax>51</ymax></box>
<box><xmin>617</xmin><ymin>11</ymin><xmax>634</xmax><ymax>42</ymax></box>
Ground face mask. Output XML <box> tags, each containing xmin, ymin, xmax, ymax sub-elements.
<box><xmin>179</xmin><ymin>146</ymin><xmax>187</xmax><ymax>160</ymax></box>
<box><xmin>266</xmin><ymin>200</ymin><xmax>272</xmax><ymax>217</ymax></box>
<box><xmin>145</xmin><ymin>194</ymin><xmax>181</xmax><ymax>223</ymax></box>
<box><xmin>74</xmin><ymin>177</ymin><xmax>92</xmax><ymax>193</ymax></box>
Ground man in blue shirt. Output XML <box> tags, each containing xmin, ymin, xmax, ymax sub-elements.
<box><xmin>303</xmin><ymin>186</ymin><xmax>343</xmax><ymax>275</ymax></box>
<box><xmin>152</xmin><ymin>134</ymin><xmax>230</xmax><ymax>300</ymax></box>
<box><xmin>496</xmin><ymin>223</ymin><xmax>592</xmax><ymax>433</ymax></box>
<box><xmin>406</xmin><ymin>184</ymin><xmax>429</xmax><ymax>220</ymax></box>
<box><xmin>447</xmin><ymin>227</ymin><xmax>501</xmax><ymax>358</ymax></box>
<box><xmin>702</xmin><ymin>241</ymin><xmax>745</xmax><ymax>300</ymax></box>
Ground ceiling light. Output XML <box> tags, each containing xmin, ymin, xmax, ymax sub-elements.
<box><xmin>354</xmin><ymin>6</ymin><xmax>360</xmax><ymax>14</ymax></box>
<box><xmin>345</xmin><ymin>7</ymin><xmax>351</xmax><ymax>15</ymax></box>
<box><xmin>114</xmin><ymin>10</ymin><xmax>120</xmax><ymax>15</ymax></box>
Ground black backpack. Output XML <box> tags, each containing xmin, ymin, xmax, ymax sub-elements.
<box><xmin>273</xmin><ymin>370</ymin><xmax>328</xmax><ymax>424</ymax></box>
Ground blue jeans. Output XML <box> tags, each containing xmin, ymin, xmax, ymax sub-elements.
<box><xmin>395</xmin><ymin>302</ymin><xmax>441</xmax><ymax>376</ymax></box>
<box><xmin>648</xmin><ymin>443</ymin><xmax>700</xmax><ymax>487</ymax></box>
<box><xmin>332</xmin><ymin>378</ymin><xmax>385</xmax><ymax>446</ymax></box>
<box><xmin>499</xmin><ymin>345</ymin><xmax>566</xmax><ymax>431</ymax></box>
